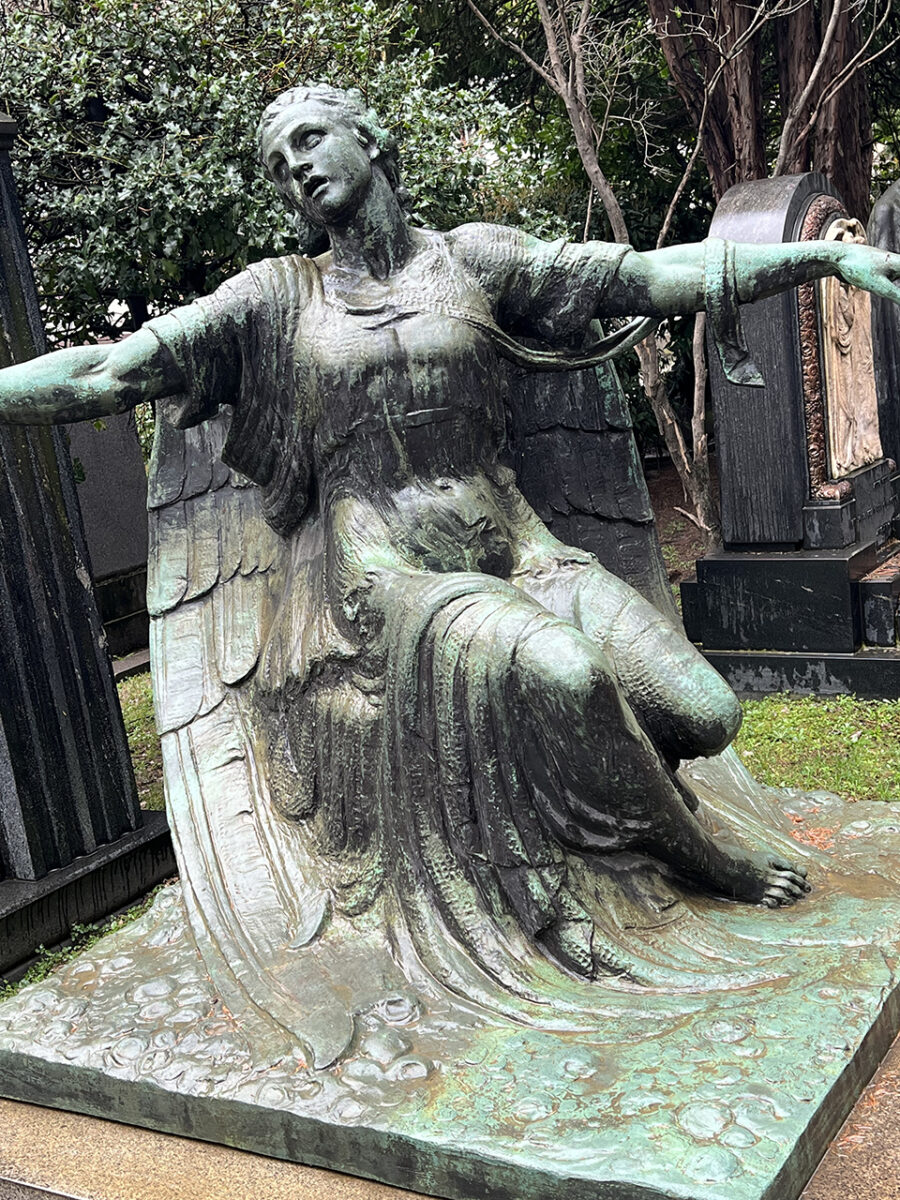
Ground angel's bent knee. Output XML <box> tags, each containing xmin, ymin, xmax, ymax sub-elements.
<box><xmin>513</xmin><ymin>623</ymin><xmax>619</xmax><ymax>718</ymax></box>
<box><xmin>682</xmin><ymin>676</ymin><xmax>742</xmax><ymax>757</ymax></box>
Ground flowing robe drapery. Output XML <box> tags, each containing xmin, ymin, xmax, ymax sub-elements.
<box><xmin>144</xmin><ymin>226</ymin><xmax>825</xmax><ymax>1065</ymax></box>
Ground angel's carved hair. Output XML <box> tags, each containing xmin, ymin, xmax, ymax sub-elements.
<box><xmin>257</xmin><ymin>83</ymin><xmax>407</xmax><ymax>204</ymax></box>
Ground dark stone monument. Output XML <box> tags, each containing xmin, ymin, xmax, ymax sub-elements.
<box><xmin>682</xmin><ymin>172</ymin><xmax>900</xmax><ymax>695</ymax></box>
<box><xmin>68</xmin><ymin>411</ymin><xmax>150</xmax><ymax>655</ymax></box>
<box><xmin>0</xmin><ymin>113</ymin><xmax>172</xmax><ymax>975</ymax></box>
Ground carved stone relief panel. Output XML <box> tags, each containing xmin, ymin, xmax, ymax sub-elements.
<box><xmin>818</xmin><ymin>218</ymin><xmax>883</xmax><ymax>478</ymax></box>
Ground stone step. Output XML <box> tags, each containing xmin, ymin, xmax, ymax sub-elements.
<box><xmin>0</xmin><ymin>1099</ymin><xmax>417</xmax><ymax>1200</ymax></box>
<box><xmin>858</xmin><ymin>544</ymin><xmax>900</xmax><ymax>646</ymax></box>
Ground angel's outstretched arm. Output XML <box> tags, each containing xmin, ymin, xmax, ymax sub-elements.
<box><xmin>0</xmin><ymin>327</ymin><xmax>185</xmax><ymax>425</ymax></box>
<box><xmin>607</xmin><ymin>238</ymin><xmax>900</xmax><ymax>319</ymax></box>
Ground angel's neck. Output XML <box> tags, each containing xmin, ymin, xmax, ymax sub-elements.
<box><xmin>326</xmin><ymin>177</ymin><xmax>413</xmax><ymax>281</ymax></box>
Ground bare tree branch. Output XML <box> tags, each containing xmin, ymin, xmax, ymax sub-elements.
<box><xmin>464</xmin><ymin>0</ymin><xmax>555</xmax><ymax>89</ymax></box>
<box><xmin>656</xmin><ymin>126</ymin><xmax>706</xmax><ymax>249</ymax></box>
<box><xmin>656</xmin><ymin>0</ymin><xmax>782</xmax><ymax>244</ymax></box>
<box><xmin>805</xmin><ymin>2</ymin><xmax>897</xmax><ymax>131</ymax></box>
<box><xmin>774</xmin><ymin>0</ymin><xmax>844</xmax><ymax>174</ymax></box>
<box><xmin>535</xmin><ymin>0</ymin><xmax>569</xmax><ymax>92</ymax></box>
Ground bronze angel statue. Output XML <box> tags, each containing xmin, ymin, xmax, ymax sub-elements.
<box><xmin>4</xmin><ymin>84</ymin><xmax>900</xmax><ymax>1068</ymax></box>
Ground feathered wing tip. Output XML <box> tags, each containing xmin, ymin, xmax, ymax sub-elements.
<box><xmin>149</xmin><ymin>414</ymin><xmax>410</xmax><ymax>1069</ymax></box>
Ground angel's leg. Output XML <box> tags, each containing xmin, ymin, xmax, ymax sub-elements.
<box><xmin>513</xmin><ymin>621</ymin><xmax>808</xmax><ymax>907</ymax></box>
<box><xmin>563</xmin><ymin>563</ymin><xmax>742</xmax><ymax>766</ymax></box>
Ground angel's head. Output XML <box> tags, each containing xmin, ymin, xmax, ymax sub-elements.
<box><xmin>257</xmin><ymin>84</ymin><xmax>407</xmax><ymax>230</ymax></box>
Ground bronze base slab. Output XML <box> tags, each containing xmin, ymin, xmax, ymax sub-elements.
<box><xmin>3</xmin><ymin>848</ymin><xmax>900</xmax><ymax>1200</ymax></box>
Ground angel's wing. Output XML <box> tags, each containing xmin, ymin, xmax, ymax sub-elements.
<box><xmin>147</xmin><ymin>411</ymin><xmax>404</xmax><ymax>1068</ymax></box>
<box><xmin>505</xmin><ymin>352</ymin><xmax>678</xmax><ymax>623</ymax></box>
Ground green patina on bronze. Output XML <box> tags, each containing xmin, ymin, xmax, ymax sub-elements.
<box><xmin>4</xmin><ymin>84</ymin><xmax>900</xmax><ymax>1199</ymax></box>
<box><xmin>4</xmin><ymin>780</ymin><xmax>900</xmax><ymax>1200</ymax></box>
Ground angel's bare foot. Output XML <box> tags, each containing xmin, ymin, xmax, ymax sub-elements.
<box><xmin>645</xmin><ymin>812</ymin><xmax>811</xmax><ymax>908</ymax></box>
<box><xmin>706</xmin><ymin>846</ymin><xmax>811</xmax><ymax>908</ymax></box>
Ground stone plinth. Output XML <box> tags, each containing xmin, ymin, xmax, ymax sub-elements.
<box><xmin>0</xmin><ymin>112</ymin><xmax>140</xmax><ymax>882</ymax></box>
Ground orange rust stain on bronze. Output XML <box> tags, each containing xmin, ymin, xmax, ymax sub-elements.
<box><xmin>790</xmin><ymin>825</ymin><xmax>836</xmax><ymax>850</ymax></box>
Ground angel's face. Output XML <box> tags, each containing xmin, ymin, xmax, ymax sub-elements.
<box><xmin>262</xmin><ymin>101</ymin><xmax>377</xmax><ymax>227</ymax></box>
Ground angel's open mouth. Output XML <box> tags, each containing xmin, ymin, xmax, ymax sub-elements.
<box><xmin>304</xmin><ymin>175</ymin><xmax>329</xmax><ymax>199</ymax></box>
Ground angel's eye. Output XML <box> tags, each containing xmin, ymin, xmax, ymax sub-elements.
<box><xmin>295</xmin><ymin>130</ymin><xmax>323</xmax><ymax>152</ymax></box>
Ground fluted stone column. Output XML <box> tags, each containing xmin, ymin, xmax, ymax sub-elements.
<box><xmin>0</xmin><ymin>113</ymin><xmax>173</xmax><ymax>970</ymax></box>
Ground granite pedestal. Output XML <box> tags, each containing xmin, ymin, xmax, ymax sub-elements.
<box><xmin>686</xmin><ymin>174</ymin><xmax>900</xmax><ymax>695</ymax></box>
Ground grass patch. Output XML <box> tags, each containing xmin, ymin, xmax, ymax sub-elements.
<box><xmin>118</xmin><ymin>670</ymin><xmax>164</xmax><ymax>811</ymax></box>
<box><xmin>0</xmin><ymin>883</ymin><xmax>168</xmax><ymax>1002</ymax></box>
<box><xmin>734</xmin><ymin>694</ymin><xmax>900</xmax><ymax>803</ymax></box>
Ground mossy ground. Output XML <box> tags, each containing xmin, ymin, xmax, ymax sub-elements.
<box><xmin>735</xmin><ymin>694</ymin><xmax>900</xmax><ymax>803</ymax></box>
<box><xmin>0</xmin><ymin>883</ymin><xmax>167</xmax><ymax>1002</ymax></box>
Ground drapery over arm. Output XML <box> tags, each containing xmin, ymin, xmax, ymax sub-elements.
<box><xmin>146</xmin><ymin>255</ymin><xmax>315</xmax><ymax>535</ymax></box>
<box><xmin>449</xmin><ymin>223</ymin><xmax>634</xmax><ymax>345</ymax></box>
<box><xmin>448</xmin><ymin>222</ymin><xmax>793</xmax><ymax>386</ymax></box>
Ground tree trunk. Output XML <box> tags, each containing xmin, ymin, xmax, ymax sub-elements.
<box><xmin>775</xmin><ymin>1</ymin><xmax>873</xmax><ymax>219</ymax></box>
<box><xmin>812</xmin><ymin>3</ymin><xmax>873</xmax><ymax>219</ymax></box>
<box><xmin>648</xmin><ymin>0</ymin><xmax>765</xmax><ymax>202</ymax></box>
<box><xmin>719</xmin><ymin>0</ymin><xmax>766</xmax><ymax>191</ymax></box>
<box><xmin>688</xmin><ymin>313</ymin><xmax>720</xmax><ymax>542</ymax></box>
<box><xmin>775</xmin><ymin>2</ymin><xmax>819</xmax><ymax>173</ymax></box>
<box><xmin>125</xmin><ymin>294</ymin><xmax>150</xmax><ymax>331</ymax></box>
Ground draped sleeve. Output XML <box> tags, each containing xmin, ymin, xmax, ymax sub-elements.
<box><xmin>144</xmin><ymin>255</ymin><xmax>316</xmax><ymax>535</ymax></box>
<box><xmin>447</xmin><ymin>222</ymin><xmax>633</xmax><ymax>344</ymax></box>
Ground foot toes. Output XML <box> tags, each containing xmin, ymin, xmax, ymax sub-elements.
<box><xmin>771</xmin><ymin>874</ymin><xmax>805</xmax><ymax>897</ymax></box>
<box><xmin>764</xmin><ymin>885</ymin><xmax>798</xmax><ymax>906</ymax></box>
<box><xmin>769</xmin><ymin>859</ymin><xmax>811</xmax><ymax>889</ymax></box>
<box><xmin>774</xmin><ymin>859</ymin><xmax>808</xmax><ymax>879</ymax></box>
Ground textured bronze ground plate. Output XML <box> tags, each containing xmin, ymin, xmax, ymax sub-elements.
<box><xmin>3</xmin><ymin>784</ymin><xmax>900</xmax><ymax>1200</ymax></box>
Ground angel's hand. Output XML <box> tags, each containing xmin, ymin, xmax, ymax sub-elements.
<box><xmin>834</xmin><ymin>243</ymin><xmax>900</xmax><ymax>304</ymax></box>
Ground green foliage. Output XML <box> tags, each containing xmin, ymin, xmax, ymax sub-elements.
<box><xmin>133</xmin><ymin>402</ymin><xmax>155</xmax><ymax>463</ymax></box>
<box><xmin>0</xmin><ymin>882</ymin><xmax>168</xmax><ymax>1000</ymax></box>
<box><xmin>117</xmin><ymin>669</ymin><xmax>164</xmax><ymax>811</ymax></box>
<box><xmin>0</xmin><ymin>0</ymin><xmax>551</xmax><ymax>344</ymax></box>
<box><xmin>735</xmin><ymin>695</ymin><xmax>900</xmax><ymax>803</ymax></box>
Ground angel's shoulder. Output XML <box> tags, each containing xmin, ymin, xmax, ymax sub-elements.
<box><xmin>214</xmin><ymin>253</ymin><xmax>318</xmax><ymax>317</ymax></box>
<box><xmin>444</xmin><ymin>222</ymin><xmax>541</xmax><ymax>282</ymax></box>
